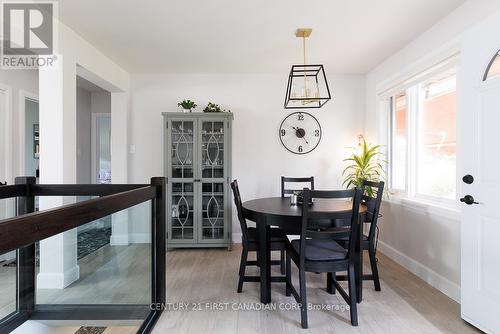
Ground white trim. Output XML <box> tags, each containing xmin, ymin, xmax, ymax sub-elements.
<box><xmin>0</xmin><ymin>83</ymin><xmax>13</xmax><ymax>185</ymax></box>
<box><xmin>91</xmin><ymin>112</ymin><xmax>111</xmax><ymax>184</ymax></box>
<box><xmin>232</xmin><ymin>232</ymin><xmax>242</xmax><ymax>244</ymax></box>
<box><xmin>376</xmin><ymin>40</ymin><xmax>461</xmax><ymax>98</ymax></box>
<box><xmin>377</xmin><ymin>240</ymin><xmax>460</xmax><ymax>302</ymax></box>
<box><xmin>18</xmin><ymin>90</ymin><xmax>39</xmax><ymax>176</ymax></box>
<box><xmin>36</xmin><ymin>264</ymin><xmax>80</xmax><ymax>289</ymax></box>
<box><xmin>129</xmin><ymin>233</ymin><xmax>150</xmax><ymax>244</ymax></box>
<box><xmin>110</xmin><ymin>234</ymin><xmax>129</xmax><ymax>246</ymax></box>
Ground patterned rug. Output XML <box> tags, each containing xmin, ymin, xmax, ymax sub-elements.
<box><xmin>75</xmin><ymin>327</ymin><xmax>107</xmax><ymax>334</ymax></box>
<box><xmin>2</xmin><ymin>227</ymin><xmax>112</xmax><ymax>267</ymax></box>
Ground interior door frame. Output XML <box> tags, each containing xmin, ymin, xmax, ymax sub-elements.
<box><xmin>0</xmin><ymin>83</ymin><xmax>13</xmax><ymax>186</ymax></box>
<box><xmin>91</xmin><ymin>112</ymin><xmax>111</xmax><ymax>184</ymax></box>
<box><xmin>18</xmin><ymin>90</ymin><xmax>39</xmax><ymax>177</ymax></box>
<box><xmin>0</xmin><ymin>83</ymin><xmax>14</xmax><ymax>263</ymax></box>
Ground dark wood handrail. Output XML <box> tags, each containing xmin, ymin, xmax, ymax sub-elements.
<box><xmin>0</xmin><ymin>186</ymin><xmax>157</xmax><ymax>254</ymax></box>
<box><xmin>0</xmin><ymin>184</ymin><xmax>27</xmax><ymax>199</ymax></box>
<box><xmin>30</xmin><ymin>184</ymin><xmax>150</xmax><ymax>197</ymax></box>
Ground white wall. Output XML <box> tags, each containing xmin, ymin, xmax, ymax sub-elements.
<box><xmin>364</xmin><ymin>0</ymin><xmax>500</xmax><ymax>302</ymax></box>
<box><xmin>129</xmin><ymin>73</ymin><xmax>365</xmax><ymax>238</ymax></box>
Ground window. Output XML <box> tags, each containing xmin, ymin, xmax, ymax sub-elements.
<box><xmin>388</xmin><ymin>69</ymin><xmax>457</xmax><ymax>204</ymax></box>
<box><xmin>484</xmin><ymin>50</ymin><xmax>500</xmax><ymax>81</ymax></box>
<box><xmin>391</xmin><ymin>93</ymin><xmax>407</xmax><ymax>191</ymax></box>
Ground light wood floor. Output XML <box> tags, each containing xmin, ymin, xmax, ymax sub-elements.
<box><xmin>2</xmin><ymin>245</ymin><xmax>482</xmax><ymax>333</ymax></box>
<box><xmin>152</xmin><ymin>245</ymin><xmax>481</xmax><ymax>334</ymax></box>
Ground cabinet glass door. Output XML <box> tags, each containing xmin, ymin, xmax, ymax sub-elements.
<box><xmin>200</xmin><ymin>120</ymin><xmax>226</xmax><ymax>241</ymax></box>
<box><xmin>170</xmin><ymin>120</ymin><xmax>195</xmax><ymax>241</ymax></box>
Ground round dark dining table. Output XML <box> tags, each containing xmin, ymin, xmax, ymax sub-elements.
<box><xmin>242</xmin><ymin>197</ymin><xmax>366</xmax><ymax>304</ymax></box>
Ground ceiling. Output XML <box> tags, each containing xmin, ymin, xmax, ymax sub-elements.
<box><xmin>59</xmin><ymin>0</ymin><xmax>466</xmax><ymax>74</ymax></box>
<box><xmin>76</xmin><ymin>76</ymin><xmax>107</xmax><ymax>92</ymax></box>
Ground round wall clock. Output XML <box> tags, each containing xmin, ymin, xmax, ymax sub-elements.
<box><xmin>279</xmin><ymin>112</ymin><xmax>322</xmax><ymax>154</ymax></box>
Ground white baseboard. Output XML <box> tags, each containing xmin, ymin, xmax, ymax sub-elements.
<box><xmin>37</xmin><ymin>265</ymin><xmax>80</xmax><ymax>289</ymax></box>
<box><xmin>110</xmin><ymin>233</ymin><xmax>151</xmax><ymax>245</ymax></box>
<box><xmin>129</xmin><ymin>233</ymin><xmax>150</xmax><ymax>244</ymax></box>
<box><xmin>232</xmin><ymin>232</ymin><xmax>242</xmax><ymax>244</ymax></box>
<box><xmin>377</xmin><ymin>240</ymin><xmax>460</xmax><ymax>303</ymax></box>
<box><xmin>110</xmin><ymin>234</ymin><xmax>129</xmax><ymax>246</ymax></box>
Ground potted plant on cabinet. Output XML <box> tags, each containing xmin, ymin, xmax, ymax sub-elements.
<box><xmin>177</xmin><ymin>99</ymin><xmax>197</xmax><ymax>113</ymax></box>
<box><xmin>203</xmin><ymin>102</ymin><xmax>230</xmax><ymax>113</ymax></box>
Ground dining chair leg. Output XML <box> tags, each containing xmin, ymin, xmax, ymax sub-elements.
<box><xmin>348</xmin><ymin>263</ymin><xmax>358</xmax><ymax>326</ymax></box>
<box><xmin>237</xmin><ymin>246</ymin><xmax>248</xmax><ymax>293</ymax></box>
<box><xmin>369</xmin><ymin>247</ymin><xmax>381</xmax><ymax>291</ymax></box>
<box><xmin>280</xmin><ymin>250</ymin><xmax>286</xmax><ymax>275</ymax></box>
<box><xmin>326</xmin><ymin>272</ymin><xmax>336</xmax><ymax>294</ymax></box>
<box><xmin>299</xmin><ymin>268</ymin><xmax>308</xmax><ymax>329</ymax></box>
<box><xmin>285</xmin><ymin>253</ymin><xmax>291</xmax><ymax>297</ymax></box>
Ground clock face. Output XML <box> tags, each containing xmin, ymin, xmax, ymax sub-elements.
<box><xmin>279</xmin><ymin>112</ymin><xmax>322</xmax><ymax>154</ymax></box>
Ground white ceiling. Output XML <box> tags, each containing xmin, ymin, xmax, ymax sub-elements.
<box><xmin>59</xmin><ymin>0</ymin><xmax>466</xmax><ymax>74</ymax></box>
<box><xmin>76</xmin><ymin>76</ymin><xmax>107</xmax><ymax>92</ymax></box>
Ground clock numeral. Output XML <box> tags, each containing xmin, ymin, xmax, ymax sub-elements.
<box><xmin>314</xmin><ymin>130</ymin><xmax>320</xmax><ymax>137</ymax></box>
<box><xmin>280</xmin><ymin>129</ymin><xmax>286</xmax><ymax>136</ymax></box>
<box><xmin>298</xmin><ymin>145</ymin><xmax>303</xmax><ymax>153</ymax></box>
<box><xmin>298</xmin><ymin>113</ymin><xmax>304</xmax><ymax>121</ymax></box>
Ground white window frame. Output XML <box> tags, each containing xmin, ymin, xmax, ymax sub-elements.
<box><xmin>379</xmin><ymin>58</ymin><xmax>459</xmax><ymax>208</ymax></box>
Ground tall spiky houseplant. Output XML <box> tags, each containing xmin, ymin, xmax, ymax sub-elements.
<box><xmin>342</xmin><ymin>137</ymin><xmax>385</xmax><ymax>197</ymax></box>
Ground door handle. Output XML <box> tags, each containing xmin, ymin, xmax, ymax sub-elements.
<box><xmin>0</xmin><ymin>181</ymin><xmax>6</xmax><ymax>186</ymax></box>
<box><xmin>460</xmin><ymin>195</ymin><xmax>479</xmax><ymax>205</ymax></box>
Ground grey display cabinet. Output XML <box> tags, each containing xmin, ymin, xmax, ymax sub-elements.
<box><xmin>163</xmin><ymin>112</ymin><xmax>233</xmax><ymax>249</ymax></box>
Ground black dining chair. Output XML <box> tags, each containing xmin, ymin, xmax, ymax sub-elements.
<box><xmin>332</xmin><ymin>180</ymin><xmax>384</xmax><ymax>291</ymax></box>
<box><xmin>285</xmin><ymin>187</ymin><xmax>364</xmax><ymax>328</ymax></box>
<box><xmin>281</xmin><ymin>176</ymin><xmax>314</xmax><ymax>197</ymax></box>
<box><xmin>231</xmin><ymin>180</ymin><xmax>288</xmax><ymax>293</ymax></box>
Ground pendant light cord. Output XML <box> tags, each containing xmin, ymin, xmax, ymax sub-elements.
<box><xmin>303</xmin><ymin>36</ymin><xmax>308</xmax><ymax>97</ymax></box>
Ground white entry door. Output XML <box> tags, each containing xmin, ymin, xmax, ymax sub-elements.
<box><xmin>460</xmin><ymin>12</ymin><xmax>500</xmax><ymax>334</ymax></box>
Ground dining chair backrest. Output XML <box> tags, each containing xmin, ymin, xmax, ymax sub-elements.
<box><xmin>231</xmin><ymin>180</ymin><xmax>249</xmax><ymax>243</ymax></box>
<box><xmin>299</xmin><ymin>187</ymin><xmax>364</xmax><ymax>265</ymax></box>
<box><xmin>362</xmin><ymin>180</ymin><xmax>384</xmax><ymax>244</ymax></box>
<box><xmin>281</xmin><ymin>176</ymin><xmax>315</xmax><ymax>197</ymax></box>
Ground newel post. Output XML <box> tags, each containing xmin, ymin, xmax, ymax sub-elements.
<box><xmin>151</xmin><ymin>177</ymin><xmax>166</xmax><ymax>305</ymax></box>
<box><xmin>15</xmin><ymin>176</ymin><xmax>36</xmax><ymax>315</ymax></box>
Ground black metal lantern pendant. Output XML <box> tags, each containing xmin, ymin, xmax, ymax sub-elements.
<box><xmin>284</xmin><ymin>28</ymin><xmax>331</xmax><ymax>109</ymax></box>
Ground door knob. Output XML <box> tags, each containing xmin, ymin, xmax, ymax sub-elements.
<box><xmin>460</xmin><ymin>195</ymin><xmax>478</xmax><ymax>205</ymax></box>
<box><xmin>462</xmin><ymin>175</ymin><xmax>474</xmax><ymax>184</ymax></box>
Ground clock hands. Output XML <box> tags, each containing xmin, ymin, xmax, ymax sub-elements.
<box><xmin>292</xmin><ymin>126</ymin><xmax>309</xmax><ymax>145</ymax></box>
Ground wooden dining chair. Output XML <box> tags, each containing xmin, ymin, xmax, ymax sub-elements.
<box><xmin>281</xmin><ymin>176</ymin><xmax>314</xmax><ymax>197</ymax></box>
<box><xmin>285</xmin><ymin>187</ymin><xmax>364</xmax><ymax>328</ymax></box>
<box><xmin>231</xmin><ymin>180</ymin><xmax>287</xmax><ymax>293</ymax></box>
<box><xmin>332</xmin><ymin>180</ymin><xmax>385</xmax><ymax>291</ymax></box>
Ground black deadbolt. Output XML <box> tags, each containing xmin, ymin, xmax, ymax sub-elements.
<box><xmin>462</xmin><ymin>175</ymin><xmax>474</xmax><ymax>184</ymax></box>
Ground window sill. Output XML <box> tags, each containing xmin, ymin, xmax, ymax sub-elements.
<box><xmin>383</xmin><ymin>195</ymin><xmax>460</xmax><ymax>221</ymax></box>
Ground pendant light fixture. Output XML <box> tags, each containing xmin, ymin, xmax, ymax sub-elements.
<box><xmin>284</xmin><ymin>28</ymin><xmax>331</xmax><ymax>109</ymax></box>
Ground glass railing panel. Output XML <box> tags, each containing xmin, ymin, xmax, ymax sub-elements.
<box><xmin>35</xmin><ymin>199</ymin><xmax>152</xmax><ymax>307</ymax></box>
<box><xmin>0</xmin><ymin>197</ymin><xmax>18</xmax><ymax>321</ymax></box>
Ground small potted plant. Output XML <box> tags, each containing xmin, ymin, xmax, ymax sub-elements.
<box><xmin>203</xmin><ymin>102</ymin><xmax>230</xmax><ymax>113</ymax></box>
<box><xmin>177</xmin><ymin>99</ymin><xmax>197</xmax><ymax>113</ymax></box>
